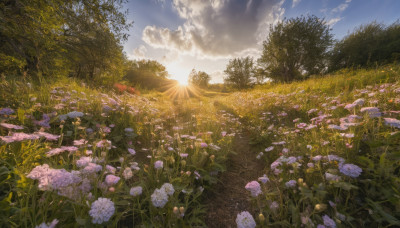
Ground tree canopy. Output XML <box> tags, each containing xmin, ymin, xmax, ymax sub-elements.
<box><xmin>224</xmin><ymin>57</ymin><xmax>255</xmax><ymax>89</ymax></box>
<box><xmin>259</xmin><ymin>15</ymin><xmax>333</xmax><ymax>82</ymax></box>
<box><xmin>328</xmin><ymin>21</ymin><xmax>400</xmax><ymax>71</ymax></box>
<box><xmin>188</xmin><ymin>69</ymin><xmax>211</xmax><ymax>88</ymax></box>
<box><xmin>0</xmin><ymin>0</ymin><xmax>131</xmax><ymax>82</ymax></box>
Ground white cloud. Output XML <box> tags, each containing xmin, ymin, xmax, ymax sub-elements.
<box><xmin>127</xmin><ymin>45</ymin><xmax>148</xmax><ymax>60</ymax></box>
<box><xmin>327</xmin><ymin>17</ymin><xmax>342</xmax><ymax>26</ymax></box>
<box><xmin>142</xmin><ymin>0</ymin><xmax>283</xmax><ymax>59</ymax></box>
<box><xmin>332</xmin><ymin>0</ymin><xmax>351</xmax><ymax>13</ymax></box>
<box><xmin>209</xmin><ymin>70</ymin><xmax>225</xmax><ymax>84</ymax></box>
<box><xmin>292</xmin><ymin>0</ymin><xmax>301</xmax><ymax>8</ymax></box>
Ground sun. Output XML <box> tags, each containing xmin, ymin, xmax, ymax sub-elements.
<box><xmin>167</xmin><ymin>64</ymin><xmax>190</xmax><ymax>86</ymax></box>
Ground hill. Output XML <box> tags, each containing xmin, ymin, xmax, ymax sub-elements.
<box><xmin>1</xmin><ymin>65</ymin><xmax>400</xmax><ymax>227</ymax></box>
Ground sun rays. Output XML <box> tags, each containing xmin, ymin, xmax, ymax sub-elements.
<box><xmin>163</xmin><ymin>82</ymin><xmax>201</xmax><ymax>100</ymax></box>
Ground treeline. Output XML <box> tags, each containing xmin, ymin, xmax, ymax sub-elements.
<box><xmin>224</xmin><ymin>16</ymin><xmax>400</xmax><ymax>89</ymax></box>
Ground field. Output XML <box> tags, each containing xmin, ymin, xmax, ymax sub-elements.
<box><xmin>1</xmin><ymin>65</ymin><xmax>400</xmax><ymax>227</ymax></box>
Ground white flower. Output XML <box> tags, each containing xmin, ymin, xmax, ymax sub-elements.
<box><xmin>236</xmin><ymin>211</ymin><xmax>256</xmax><ymax>228</ymax></box>
<box><xmin>35</xmin><ymin>219</ymin><xmax>59</xmax><ymax>228</ymax></box>
<box><xmin>161</xmin><ymin>183</ymin><xmax>175</xmax><ymax>196</ymax></box>
<box><xmin>265</xmin><ymin>146</ymin><xmax>274</xmax><ymax>152</ymax></box>
<box><xmin>89</xmin><ymin>198</ymin><xmax>115</xmax><ymax>224</ymax></box>
<box><xmin>151</xmin><ymin>188</ymin><xmax>169</xmax><ymax>208</ymax></box>
<box><xmin>123</xmin><ymin>167</ymin><xmax>133</xmax><ymax>180</ymax></box>
<box><xmin>339</xmin><ymin>163</ymin><xmax>362</xmax><ymax>178</ymax></box>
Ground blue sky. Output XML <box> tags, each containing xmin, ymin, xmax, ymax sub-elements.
<box><xmin>123</xmin><ymin>0</ymin><xmax>400</xmax><ymax>84</ymax></box>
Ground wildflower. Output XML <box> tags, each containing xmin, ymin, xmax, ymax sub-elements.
<box><xmin>35</xmin><ymin>132</ymin><xmax>60</xmax><ymax>141</ymax></box>
<box><xmin>0</xmin><ymin>132</ymin><xmax>40</xmax><ymax>143</ymax></box>
<box><xmin>82</xmin><ymin>163</ymin><xmax>102</xmax><ymax>174</ymax></box>
<box><xmin>0</xmin><ymin>107</ymin><xmax>14</xmax><ymax>115</ymax></box>
<box><xmin>360</xmin><ymin>107</ymin><xmax>381</xmax><ymax>118</ymax></box>
<box><xmin>0</xmin><ymin>123</ymin><xmax>24</xmax><ymax>130</ymax></box>
<box><xmin>245</xmin><ymin>181</ymin><xmax>262</xmax><ymax>197</ymax></box>
<box><xmin>339</xmin><ymin>163</ymin><xmax>362</xmax><ymax>178</ymax></box>
<box><xmin>179</xmin><ymin>153</ymin><xmax>188</xmax><ymax>158</ymax></box>
<box><xmin>307</xmin><ymin>145</ymin><xmax>312</xmax><ymax>150</ymax></box>
<box><xmin>270</xmin><ymin>201</ymin><xmax>279</xmax><ymax>210</ymax></box>
<box><xmin>96</xmin><ymin>140</ymin><xmax>112</xmax><ymax>149</ymax></box>
<box><xmin>307</xmin><ymin>162</ymin><xmax>315</xmax><ymax>168</ymax></box>
<box><xmin>67</xmin><ymin>111</ymin><xmax>84</xmax><ymax>119</ymax></box>
<box><xmin>130</xmin><ymin>186</ymin><xmax>143</xmax><ymax>196</ymax></box>
<box><xmin>46</xmin><ymin>146</ymin><xmax>78</xmax><ymax>157</ymax></box>
<box><xmin>154</xmin><ymin>160</ymin><xmax>163</xmax><ymax>169</ymax></box>
<box><xmin>89</xmin><ymin>198</ymin><xmax>115</xmax><ymax>224</ymax></box>
<box><xmin>128</xmin><ymin>148</ymin><xmax>136</xmax><ymax>155</ymax></box>
<box><xmin>322</xmin><ymin>215</ymin><xmax>336</xmax><ymax>228</ymax></box>
<box><xmin>328</xmin><ymin>124</ymin><xmax>348</xmax><ymax>131</ymax></box>
<box><xmin>384</xmin><ymin>118</ymin><xmax>400</xmax><ymax>128</ymax></box>
<box><xmin>74</xmin><ymin>139</ymin><xmax>88</xmax><ymax>146</ymax></box>
<box><xmin>123</xmin><ymin>167</ymin><xmax>133</xmax><ymax>180</ymax></box>
<box><xmin>35</xmin><ymin>219</ymin><xmax>59</xmax><ymax>228</ymax></box>
<box><xmin>200</xmin><ymin>142</ymin><xmax>208</xmax><ymax>148</ymax></box>
<box><xmin>258</xmin><ymin>174</ymin><xmax>269</xmax><ymax>184</ymax></box>
<box><xmin>161</xmin><ymin>183</ymin><xmax>175</xmax><ymax>196</ymax></box>
<box><xmin>151</xmin><ymin>188</ymin><xmax>169</xmax><ymax>208</ymax></box>
<box><xmin>105</xmin><ymin>174</ymin><xmax>120</xmax><ymax>186</ymax></box>
<box><xmin>106</xmin><ymin>165</ymin><xmax>117</xmax><ymax>174</ymax></box>
<box><xmin>285</xmin><ymin>180</ymin><xmax>297</xmax><ymax>188</ymax></box>
<box><xmin>76</xmin><ymin>156</ymin><xmax>92</xmax><ymax>168</ymax></box>
<box><xmin>236</xmin><ymin>211</ymin><xmax>256</xmax><ymax>228</ymax></box>
<box><xmin>265</xmin><ymin>146</ymin><xmax>274</xmax><ymax>152</ymax></box>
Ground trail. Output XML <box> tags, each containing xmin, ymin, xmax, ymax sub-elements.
<box><xmin>205</xmin><ymin>131</ymin><xmax>265</xmax><ymax>227</ymax></box>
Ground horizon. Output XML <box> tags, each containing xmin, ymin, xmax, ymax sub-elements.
<box><xmin>123</xmin><ymin>0</ymin><xmax>400</xmax><ymax>84</ymax></box>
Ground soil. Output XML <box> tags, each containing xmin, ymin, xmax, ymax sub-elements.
<box><xmin>205</xmin><ymin>132</ymin><xmax>265</xmax><ymax>227</ymax></box>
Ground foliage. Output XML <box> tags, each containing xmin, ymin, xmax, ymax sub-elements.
<box><xmin>0</xmin><ymin>0</ymin><xmax>131</xmax><ymax>82</ymax></box>
<box><xmin>224</xmin><ymin>57</ymin><xmax>255</xmax><ymax>89</ymax></box>
<box><xmin>329</xmin><ymin>21</ymin><xmax>400</xmax><ymax>71</ymax></box>
<box><xmin>124</xmin><ymin>59</ymin><xmax>172</xmax><ymax>90</ymax></box>
<box><xmin>188</xmin><ymin>69</ymin><xmax>211</xmax><ymax>88</ymax></box>
<box><xmin>259</xmin><ymin>15</ymin><xmax>333</xmax><ymax>82</ymax></box>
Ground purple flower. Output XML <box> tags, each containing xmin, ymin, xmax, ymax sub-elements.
<box><xmin>105</xmin><ymin>174</ymin><xmax>120</xmax><ymax>186</ymax></box>
<box><xmin>285</xmin><ymin>180</ymin><xmax>297</xmax><ymax>188</ymax></box>
<box><xmin>0</xmin><ymin>108</ymin><xmax>14</xmax><ymax>115</ymax></box>
<box><xmin>245</xmin><ymin>181</ymin><xmax>262</xmax><ymax>197</ymax></box>
<box><xmin>0</xmin><ymin>123</ymin><xmax>24</xmax><ymax>130</ymax></box>
<box><xmin>339</xmin><ymin>163</ymin><xmax>362</xmax><ymax>178</ymax></box>
<box><xmin>154</xmin><ymin>160</ymin><xmax>163</xmax><ymax>169</ymax></box>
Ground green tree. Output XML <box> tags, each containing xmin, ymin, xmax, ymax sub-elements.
<box><xmin>124</xmin><ymin>59</ymin><xmax>170</xmax><ymax>89</ymax></box>
<box><xmin>259</xmin><ymin>15</ymin><xmax>333</xmax><ymax>82</ymax></box>
<box><xmin>328</xmin><ymin>21</ymin><xmax>400</xmax><ymax>71</ymax></box>
<box><xmin>188</xmin><ymin>69</ymin><xmax>211</xmax><ymax>88</ymax></box>
<box><xmin>224</xmin><ymin>57</ymin><xmax>255</xmax><ymax>89</ymax></box>
<box><xmin>0</xmin><ymin>0</ymin><xmax>131</xmax><ymax>82</ymax></box>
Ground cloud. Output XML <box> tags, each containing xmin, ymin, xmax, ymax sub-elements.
<box><xmin>209</xmin><ymin>70</ymin><xmax>225</xmax><ymax>84</ymax></box>
<box><xmin>292</xmin><ymin>0</ymin><xmax>301</xmax><ymax>8</ymax></box>
<box><xmin>128</xmin><ymin>45</ymin><xmax>147</xmax><ymax>60</ymax></box>
<box><xmin>332</xmin><ymin>0</ymin><xmax>351</xmax><ymax>13</ymax></box>
<box><xmin>327</xmin><ymin>17</ymin><xmax>342</xmax><ymax>26</ymax></box>
<box><xmin>142</xmin><ymin>0</ymin><xmax>283</xmax><ymax>59</ymax></box>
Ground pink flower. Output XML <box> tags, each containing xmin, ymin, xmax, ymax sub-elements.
<box><xmin>245</xmin><ymin>181</ymin><xmax>262</xmax><ymax>197</ymax></box>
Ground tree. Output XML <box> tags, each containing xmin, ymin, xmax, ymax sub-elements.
<box><xmin>0</xmin><ymin>0</ymin><xmax>131</xmax><ymax>81</ymax></box>
<box><xmin>328</xmin><ymin>21</ymin><xmax>400</xmax><ymax>71</ymax></box>
<box><xmin>224</xmin><ymin>57</ymin><xmax>255</xmax><ymax>89</ymax></box>
<box><xmin>124</xmin><ymin>59</ymin><xmax>169</xmax><ymax>89</ymax></box>
<box><xmin>188</xmin><ymin>69</ymin><xmax>211</xmax><ymax>88</ymax></box>
<box><xmin>259</xmin><ymin>15</ymin><xmax>333</xmax><ymax>82</ymax></box>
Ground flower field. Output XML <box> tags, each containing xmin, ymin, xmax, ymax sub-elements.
<box><xmin>1</xmin><ymin>65</ymin><xmax>400</xmax><ymax>227</ymax></box>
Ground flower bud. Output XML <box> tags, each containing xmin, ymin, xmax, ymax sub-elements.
<box><xmin>259</xmin><ymin>213</ymin><xmax>265</xmax><ymax>223</ymax></box>
<box><xmin>173</xmin><ymin>207</ymin><xmax>179</xmax><ymax>215</ymax></box>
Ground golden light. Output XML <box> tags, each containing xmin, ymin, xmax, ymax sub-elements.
<box><xmin>167</xmin><ymin>64</ymin><xmax>190</xmax><ymax>86</ymax></box>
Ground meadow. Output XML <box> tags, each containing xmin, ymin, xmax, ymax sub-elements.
<box><xmin>1</xmin><ymin>65</ymin><xmax>400</xmax><ymax>227</ymax></box>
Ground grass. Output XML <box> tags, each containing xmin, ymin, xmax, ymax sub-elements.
<box><xmin>0</xmin><ymin>64</ymin><xmax>400</xmax><ymax>227</ymax></box>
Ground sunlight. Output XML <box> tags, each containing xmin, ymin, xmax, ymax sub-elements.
<box><xmin>167</xmin><ymin>64</ymin><xmax>190</xmax><ymax>86</ymax></box>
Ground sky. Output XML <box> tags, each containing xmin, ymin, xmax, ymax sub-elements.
<box><xmin>123</xmin><ymin>0</ymin><xmax>400</xmax><ymax>84</ymax></box>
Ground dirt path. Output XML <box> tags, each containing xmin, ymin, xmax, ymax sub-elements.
<box><xmin>205</xmin><ymin>131</ymin><xmax>265</xmax><ymax>227</ymax></box>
